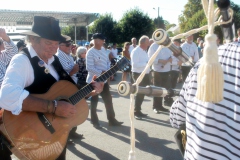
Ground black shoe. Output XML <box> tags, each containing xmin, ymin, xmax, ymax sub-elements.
<box><xmin>134</xmin><ymin>111</ymin><xmax>148</xmax><ymax>120</ymax></box>
<box><xmin>69</xmin><ymin>132</ymin><xmax>84</xmax><ymax>139</ymax></box>
<box><xmin>138</xmin><ymin>111</ymin><xmax>148</xmax><ymax>117</ymax></box>
<box><xmin>158</xmin><ymin>107</ymin><xmax>169</xmax><ymax>112</ymax></box>
<box><xmin>109</xmin><ymin>119</ymin><xmax>124</xmax><ymax>126</ymax></box>
<box><xmin>93</xmin><ymin>123</ymin><xmax>102</xmax><ymax>129</ymax></box>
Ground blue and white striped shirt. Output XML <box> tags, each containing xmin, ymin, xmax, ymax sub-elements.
<box><xmin>0</xmin><ymin>40</ymin><xmax>18</xmax><ymax>88</ymax></box>
<box><xmin>56</xmin><ymin>49</ymin><xmax>77</xmax><ymax>83</ymax></box>
<box><xmin>86</xmin><ymin>47</ymin><xmax>110</xmax><ymax>83</ymax></box>
<box><xmin>170</xmin><ymin>41</ymin><xmax>240</xmax><ymax>159</ymax></box>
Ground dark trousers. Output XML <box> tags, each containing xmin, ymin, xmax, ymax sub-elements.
<box><xmin>153</xmin><ymin>71</ymin><xmax>170</xmax><ymax>109</ymax></box>
<box><xmin>181</xmin><ymin>66</ymin><xmax>191</xmax><ymax>82</ymax></box>
<box><xmin>170</xmin><ymin>70</ymin><xmax>180</xmax><ymax>89</ymax></box>
<box><xmin>132</xmin><ymin>73</ymin><xmax>150</xmax><ymax>112</ymax></box>
<box><xmin>90</xmin><ymin>83</ymin><xmax>115</xmax><ymax>124</ymax></box>
<box><xmin>0</xmin><ymin>134</ymin><xmax>66</xmax><ymax>160</ymax></box>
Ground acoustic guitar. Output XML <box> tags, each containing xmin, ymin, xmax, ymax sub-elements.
<box><xmin>0</xmin><ymin>57</ymin><xmax>129</xmax><ymax>160</ymax></box>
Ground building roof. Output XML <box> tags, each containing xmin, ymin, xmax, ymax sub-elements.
<box><xmin>0</xmin><ymin>9</ymin><xmax>99</xmax><ymax>26</ymax></box>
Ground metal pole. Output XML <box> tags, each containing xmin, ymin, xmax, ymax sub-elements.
<box><xmin>86</xmin><ymin>26</ymin><xmax>88</xmax><ymax>42</ymax></box>
<box><xmin>74</xmin><ymin>24</ymin><xmax>76</xmax><ymax>44</ymax></box>
<box><xmin>158</xmin><ymin>7</ymin><xmax>160</xmax><ymax>28</ymax></box>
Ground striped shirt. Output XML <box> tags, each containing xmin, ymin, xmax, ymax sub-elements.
<box><xmin>56</xmin><ymin>49</ymin><xmax>77</xmax><ymax>83</ymax></box>
<box><xmin>0</xmin><ymin>40</ymin><xmax>18</xmax><ymax>88</ymax></box>
<box><xmin>86</xmin><ymin>47</ymin><xmax>110</xmax><ymax>83</ymax></box>
<box><xmin>170</xmin><ymin>41</ymin><xmax>240</xmax><ymax>159</ymax></box>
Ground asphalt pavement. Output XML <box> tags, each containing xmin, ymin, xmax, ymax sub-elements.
<box><xmin>12</xmin><ymin>71</ymin><xmax>184</xmax><ymax>160</ymax></box>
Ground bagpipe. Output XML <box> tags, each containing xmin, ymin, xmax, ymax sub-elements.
<box><xmin>120</xmin><ymin>0</ymin><xmax>236</xmax><ymax>159</ymax></box>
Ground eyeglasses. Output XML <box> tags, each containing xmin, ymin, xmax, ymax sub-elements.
<box><xmin>60</xmin><ymin>43</ymin><xmax>72</xmax><ymax>47</ymax></box>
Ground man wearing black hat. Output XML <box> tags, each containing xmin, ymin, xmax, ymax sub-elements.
<box><xmin>86</xmin><ymin>33</ymin><xmax>123</xmax><ymax>129</ymax></box>
<box><xmin>16</xmin><ymin>39</ymin><xmax>26</xmax><ymax>52</ymax></box>
<box><xmin>0</xmin><ymin>16</ymin><xmax>103</xmax><ymax>160</ymax></box>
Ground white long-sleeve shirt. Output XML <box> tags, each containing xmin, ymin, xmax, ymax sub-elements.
<box><xmin>170</xmin><ymin>41</ymin><xmax>240</xmax><ymax>159</ymax></box>
<box><xmin>0</xmin><ymin>40</ymin><xmax>18</xmax><ymax>88</ymax></box>
<box><xmin>0</xmin><ymin>45</ymin><xmax>59</xmax><ymax>115</ymax></box>
<box><xmin>148</xmin><ymin>43</ymin><xmax>172</xmax><ymax>72</ymax></box>
<box><xmin>129</xmin><ymin>44</ymin><xmax>138</xmax><ymax>54</ymax></box>
<box><xmin>181</xmin><ymin>42</ymin><xmax>199</xmax><ymax>64</ymax></box>
<box><xmin>171</xmin><ymin>55</ymin><xmax>180</xmax><ymax>71</ymax></box>
<box><xmin>131</xmin><ymin>46</ymin><xmax>150</xmax><ymax>73</ymax></box>
<box><xmin>86</xmin><ymin>47</ymin><xmax>110</xmax><ymax>83</ymax></box>
<box><xmin>111</xmin><ymin>48</ymin><xmax>118</xmax><ymax>58</ymax></box>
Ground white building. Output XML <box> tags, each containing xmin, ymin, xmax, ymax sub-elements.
<box><xmin>0</xmin><ymin>9</ymin><xmax>99</xmax><ymax>44</ymax></box>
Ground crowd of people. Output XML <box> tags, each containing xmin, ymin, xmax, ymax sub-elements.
<box><xmin>0</xmin><ymin>14</ymin><xmax>240</xmax><ymax>159</ymax></box>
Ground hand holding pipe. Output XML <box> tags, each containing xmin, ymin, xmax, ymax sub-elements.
<box><xmin>217</xmin><ymin>0</ymin><xmax>236</xmax><ymax>43</ymax></box>
<box><xmin>152</xmin><ymin>29</ymin><xmax>194</xmax><ymax>67</ymax></box>
<box><xmin>117</xmin><ymin>81</ymin><xmax>180</xmax><ymax>97</ymax></box>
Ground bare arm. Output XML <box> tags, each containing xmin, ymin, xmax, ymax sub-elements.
<box><xmin>22</xmin><ymin>95</ymin><xmax>77</xmax><ymax>118</ymax></box>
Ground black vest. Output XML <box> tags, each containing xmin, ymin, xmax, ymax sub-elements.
<box><xmin>21</xmin><ymin>48</ymin><xmax>75</xmax><ymax>94</ymax></box>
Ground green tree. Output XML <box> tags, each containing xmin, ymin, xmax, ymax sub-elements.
<box><xmin>117</xmin><ymin>7</ymin><xmax>155</xmax><ymax>43</ymax></box>
<box><xmin>153</xmin><ymin>16</ymin><xmax>165</xmax><ymax>29</ymax></box>
<box><xmin>88</xmin><ymin>13</ymin><xmax>119</xmax><ymax>43</ymax></box>
<box><xmin>179</xmin><ymin>0</ymin><xmax>240</xmax><ymax>43</ymax></box>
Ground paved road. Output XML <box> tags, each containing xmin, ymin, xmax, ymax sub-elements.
<box><xmin>12</xmin><ymin>71</ymin><xmax>184</xmax><ymax>160</ymax></box>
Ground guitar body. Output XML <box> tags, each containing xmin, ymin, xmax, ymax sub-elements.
<box><xmin>0</xmin><ymin>80</ymin><xmax>89</xmax><ymax>160</ymax></box>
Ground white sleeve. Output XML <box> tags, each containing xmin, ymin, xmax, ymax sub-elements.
<box><xmin>148</xmin><ymin>43</ymin><xmax>159</xmax><ymax>64</ymax></box>
<box><xmin>0</xmin><ymin>54</ymin><xmax>31</xmax><ymax>115</ymax></box>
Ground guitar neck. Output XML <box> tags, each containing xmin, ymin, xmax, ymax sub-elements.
<box><xmin>69</xmin><ymin>65</ymin><xmax>119</xmax><ymax>105</ymax></box>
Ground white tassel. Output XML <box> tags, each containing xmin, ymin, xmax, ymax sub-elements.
<box><xmin>196</xmin><ymin>34</ymin><xmax>224</xmax><ymax>103</ymax></box>
<box><xmin>196</xmin><ymin>0</ymin><xmax>224</xmax><ymax>103</ymax></box>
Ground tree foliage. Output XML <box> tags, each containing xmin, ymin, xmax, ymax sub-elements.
<box><xmin>117</xmin><ymin>7</ymin><xmax>155</xmax><ymax>43</ymax></box>
<box><xmin>179</xmin><ymin>0</ymin><xmax>240</xmax><ymax>42</ymax></box>
<box><xmin>88</xmin><ymin>13</ymin><xmax>119</xmax><ymax>43</ymax></box>
<box><xmin>153</xmin><ymin>16</ymin><xmax>165</xmax><ymax>29</ymax></box>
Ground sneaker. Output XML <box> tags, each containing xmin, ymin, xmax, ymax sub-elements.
<box><xmin>153</xmin><ymin>109</ymin><xmax>160</xmax><ymax>114</ymax></box>
<box><xmin>93</xmin><ymin>123</ymin><xmax>102</xmax><ymax>129</ymax></box>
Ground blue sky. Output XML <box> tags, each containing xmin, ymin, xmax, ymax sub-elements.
<box><xmin>0</xmin><ymin>0</ymin><xmax>239</xmax><ymax>24</ymax></box>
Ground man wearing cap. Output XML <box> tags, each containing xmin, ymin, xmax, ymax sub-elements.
<box><xmin>180</xmin><ymin>34</ymin><xmax>199</xmax><ymax>81</ymax></box>
<box><xmin>56</xmin><ymin>36</ymin><xmax>84</xmax><ymax>140</ymax></box>
<box><xmin>86</xmin><ymin>33</ymin><xmax>123</xmax><ymax>129</ymax></box>
<box><xmin>16</xmin><ymin>39</ymin><xmax>26</xmax><ymax>52</ymax></box>
<box><xmin>85</xmin><ymin>42</ymin><xmax>90</xmax><ymax>50</ymax></box>
<box><xmin>0</xmin><ymin>16</ymin><xmax>103</xmax><ymax>160</ymax></box>
<box><xmin>0</xmin><ymin>28</ymin><xmax>18</xmax><ymax>89</ymax></box>
<box><xmin>56</xmin><ymin>35</ymin><xmax>79</xmax><ymax>84</ymax></box>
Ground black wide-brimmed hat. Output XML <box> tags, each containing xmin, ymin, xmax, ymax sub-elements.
<box><xmin>21</xmin><ymin>16</ymin><xmax>65</xmax><ymax>41</ymax></box>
